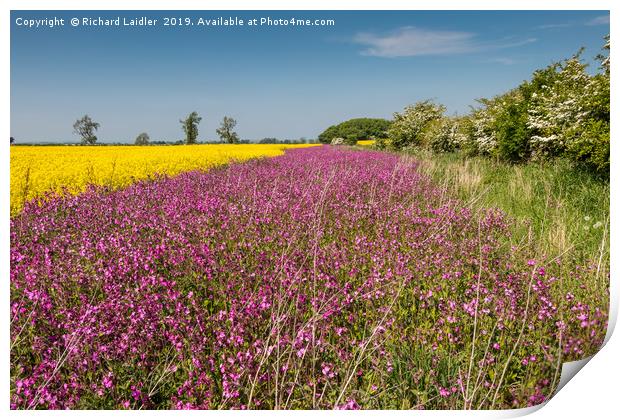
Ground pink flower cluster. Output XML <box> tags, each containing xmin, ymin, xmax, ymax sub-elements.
<box><xmin>10</xmin><ymin>146</ymin><xmax>607</xmax><ymax>409</ymax></box>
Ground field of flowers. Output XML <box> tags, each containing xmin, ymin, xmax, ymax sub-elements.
<box><xmin>10</xmin><ymin>146</ymin><xmax>607</xmax><ymax>409</ymax></box>
<box><xmin>10</xmin><ymin>144</ymin><xmax>318</xmax><ymax>214</ymax></box>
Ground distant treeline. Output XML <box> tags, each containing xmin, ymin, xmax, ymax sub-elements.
<box><xmin>11</xmin><ymin>112</ymin><xmax>318</xmax><ymax>146</ymax></box>
<box><xmin>12</xmin><ymin>138</ymin><xmax>318</xmax><ymax>146</ymax></box>
<box><xmin>256</xmin><ymin>138</ymin><xmax>317</xmax><ymax>144</ymax></box>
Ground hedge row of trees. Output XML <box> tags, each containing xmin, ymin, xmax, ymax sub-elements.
<box><xmin>71</xmin><ymin>112</ymin><xmax>241</xmax><ymax>145</ymax></box>
<box><xmin>376</xmin><ymin>37</ymin><xmax>610</xmax><ymax>174</ymax></box>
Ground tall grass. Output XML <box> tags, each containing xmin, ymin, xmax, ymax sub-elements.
<box><xmin>410</xmin><ymin>151</ymin><xmax>608</xmax><ymax>266</ymax></box>
<box><xmin>408</xmin><ymin>149</ymin><xmax>610</xmax><ymax>349</ymax></box>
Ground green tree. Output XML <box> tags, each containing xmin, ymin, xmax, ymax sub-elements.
<box><xmin>566</xmin><ymin>37</ymin><xmax>610</xmax><ymax>174</ymax></box>
<box><xmin>318</xmin><ymin>118</ymin><xmax>391</xmax><ymax>144</ymax></box>
<box><xmin>135</xmin><ymin>132</ymin><xmax>150</xmax><ymax>145</ymax></box>
<box><xmin>495</xmin><ymin>94</ymin><xmax>531</xmax><ymax>162</ymax></box>
<box><xmin>180</xmin><ymin>112</ymin><xmax>202</xmax><ymax>144</ymax></box>
<box><xmin>73</xmin><ymin>115</ymin><xmax>100</xmax><ymax>145</ymax></box>
<box><xmin>566</xmin><ymin>119</ymin><xmax>609</xmax><ymax>173</ymax></box>
<box><xmin>216</xmin><ymin>116</ymin><xmax>240</xmax><ymax>144</ymax></box>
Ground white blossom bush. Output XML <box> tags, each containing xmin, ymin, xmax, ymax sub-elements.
<box><xmin>566</xmin><ymin>71</ymin><xmax>610</xmax><ymax>172</ymax></box>
<box><xmin>378</xmin><ymin>36</ymin><xmax>609</xmax><ymax>174</ymax></box>
<box><xmin>386</xmin><ymin>100</ymin><xmax>445</xmax><ymax>150</ymax></box>
<box><xmin>526</xmin><ymin>57</ymin><xmax>591</xmax><ymax>160</ymax></box>
<box><xmin>462</xmin><ymin>38</ymin><xmax>609</xmax><ymax>172</ymax></box>
<box><xmin>423</xmin><ymin>117</ymin><xmax>467</xmax><ymax>153</ymax></box>
<box><xmin>525</xmin><ymin>48</ymin><xmax>609</xmax><ymax>172</ymax></box>
<box><xmin>462</xmin><ymin>95</ymin><xmax>511</xmax><ymax>156</ymax></box>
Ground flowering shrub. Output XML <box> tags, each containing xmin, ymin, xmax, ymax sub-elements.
<box><xmin>384</xmin><ymin>37</ymin><xmax>609</xmax><ymax>176</ymax></box>
<box><xmin>466</xmin><ymin>41</ymin><xmax>609</xmax><ymax>173</ymax></box>
<box><xmin>527</xmin><ymin>57</ymin><xmax>591</xmax><ymax>159</ymax></box>
<box><xmin>423</xmin><ymin>117</ymin><xmax>466</xmax><ymax>153</ymax></box>
<box><xmin>383</xmin><ymin>100</ymin><xmax>445</xmax><ymax>150</ymax></box>
<box><xmin>461</xmin><ymin>106</ymin><xmax>498</xmax><ymax>156</ymax></box>
<box><xmin>10</xmin><ymin>147</ymin><xmax>607</xmax><ymax>409</ymax></box>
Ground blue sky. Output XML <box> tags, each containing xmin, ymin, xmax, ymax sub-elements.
<box><xmin>10</xmin><ymin>10</ymin><xmax>609</xmax><ymax>143</ymax></box>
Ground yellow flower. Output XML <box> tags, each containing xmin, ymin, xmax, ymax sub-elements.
<box><xmin>356</xmin><ymin>140</ymin><xmax>376</xmax><ymax>146</ymax></box>
<box><xmin>10</xmin><ymin>144</ymin><xmax>318</xmax><ymax>214</ymax></box>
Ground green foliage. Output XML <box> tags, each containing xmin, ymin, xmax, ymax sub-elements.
<box><xmin>180</xmin><ymin>112</ymin><xmax>202</xmax><ymax>145</ymax></box>
<box><xmin>134</xmin><ymin>132</ymin><xmax>150</xmax><ymax>146</ymax></box>
<box><xmin>73</xmin><ymin>115</ymin><xmax>100</xmax><ymax>145</ymax></box>
<box><xmin>582</xmin><ymin>72</ymin><xmax>610</xmax><ymax>124</ymax></box>
<box><xmin>216</xmin><ymin>116</ymin><xmax>240</xmax><ymax>144</ymax></box>
<box><xmin>494</xmin><ymin>92</ymin><xmax>531</xmax><ymax>163</ymax></box>
<box><xmin>444</xmin><ymin>36</ymin><xmax>609</xmax><ymax>175</ymax></box>
<box><xmin>385</xmin><ymin>100</ymin><xmax>445</xmax><ymax>150</ymax></box>
<box><xmin>317</xmin><ymin>125</ymin><xmax>340</xmax><ymax>144</ymax></box>
<box><xmin>411</xmin><ymin>148</ymin><xmax>609</xmax><ymax>291</ymax></box>
<box><xmin>318</xmin><ymin>118</ymin><xmax>391</xmax><ymax>144</ymax></box>
<box><xmin>566</xmin><ymin>119</ymin><xmax>610</xmax><ymax>174</ymax></box>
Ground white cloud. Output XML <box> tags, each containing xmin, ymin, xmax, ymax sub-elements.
<box><xmin>586</xmin><ymin>15</ymin><xmax>610</xmax><ymax>26</ymax></box>
<box><xmin>353</xmin><ymin>26</ymin><xmax>477</xmax><ymax>57</ymax></box>
<box><xmin>488</xmin><ymin>57</ymin><xmax>517</xmax><ymax>65</ymax></box>
<box><xmin>536</xmin><ymin>15</ymin><xmax>609</xmax><ymax>30</ymax></box>
<box><xmin>353</xmin><ymin>26</ymin><xmax>536</xmax><ymax>58</ymax></box>
<box><xmin>537</xmin><ymin>23</ymin><xmax>573</xmax><ymax>29</ymax></box>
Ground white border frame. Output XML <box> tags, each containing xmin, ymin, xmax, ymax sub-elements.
<box><xmin>2</xmin><ymin>2</ymin><xmax>616</xmax><ymax>419</ymax></box>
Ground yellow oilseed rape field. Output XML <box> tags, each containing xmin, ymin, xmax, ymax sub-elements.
<box><xmin>10</xmin><ymin>144</ymin><xmax>319</xmax><ymax>214</ymax></box>
<box><xmin>356</xmin><ymin>140</ymin><xmax>375</xmax><ymax>146</ymax></box>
